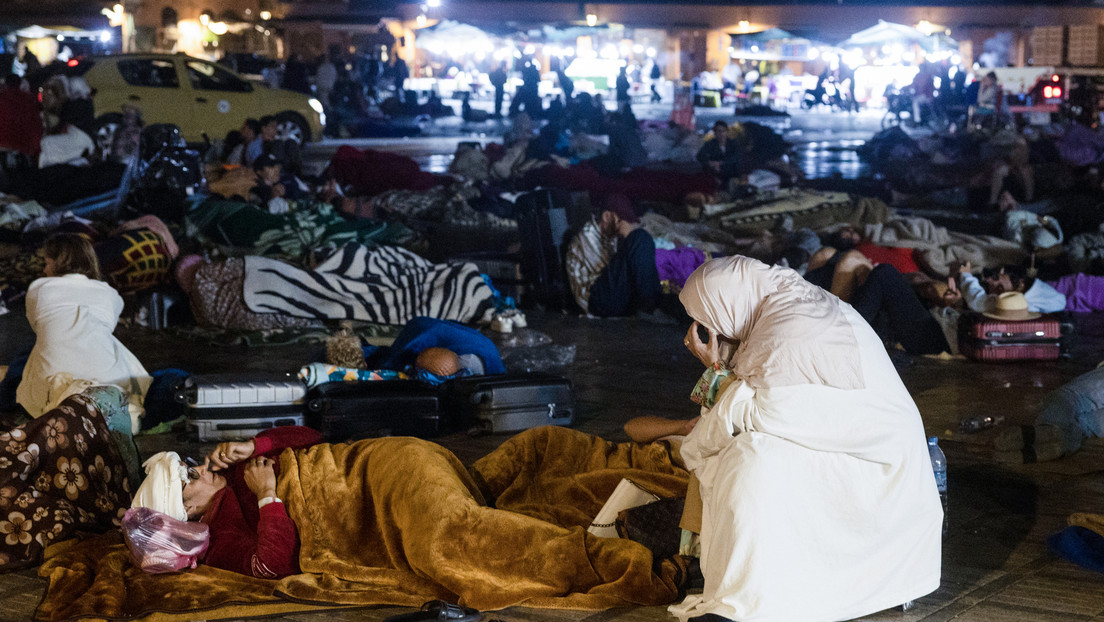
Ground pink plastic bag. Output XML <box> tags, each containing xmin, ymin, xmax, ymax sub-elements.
<box><xmin>121</xmin><ymin>507</ymin><xmax>210</xmax><ymax>573</ymax></box>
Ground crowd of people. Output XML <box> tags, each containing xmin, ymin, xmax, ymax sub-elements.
<box><xmin>5</xmin><ymin>41</ymin><xmax>1104</xmax><ymax>622</ymax></box>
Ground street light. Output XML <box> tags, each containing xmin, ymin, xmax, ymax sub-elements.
<box><xmin>586</xmin><ymin>14</ymin><xmax>598</xmax><ymax>27</ymax></box>
<box><xmin>427</xmin><ymin>0</ymin><xmax>441</xmax><ymax>7</ymax></box>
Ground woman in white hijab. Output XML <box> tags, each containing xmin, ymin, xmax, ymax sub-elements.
<box><xmin>669</xmin><ymin>255</ymin><xmax>942</xmax><ymax>622</ymax></box>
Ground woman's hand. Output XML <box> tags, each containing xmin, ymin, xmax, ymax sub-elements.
<box><xmin>684</xmin><ymin>321</ymin><xmax>720</xmax><ymax>369</ymax></box>
<box><xmin>207</xmin><ymin>440</ymin><xmax>256</xmax><ymax>472</ymax></box>
<box><xmin>681</xmin><ymin>416</ymin><xmax>701</xmax><ymax>436</ymax></box>
<box><xmin>242</xmin><ymin>456</ymin><xmax>277</xmax><ymax>500</ymax></box>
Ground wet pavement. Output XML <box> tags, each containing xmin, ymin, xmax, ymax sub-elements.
<box><xmin>2</xmin><ymin>281</ymin><xmax>1104</xmax><ymax>622</ymax></box>
<box><xmin>303</xmin><ymin>103</ymin><xmax>886</xmax><ymax>180</ymax></box>
<box><xmin>2</xmin><ymin>105</ymin><xmax>1103</xmax><ymax>621</ymax></box>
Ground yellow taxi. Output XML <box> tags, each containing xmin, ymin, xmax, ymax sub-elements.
<box><xmin>81</xmin><ymin>53</ymin><xmax>325</xmax><ymax>151</ymax></box>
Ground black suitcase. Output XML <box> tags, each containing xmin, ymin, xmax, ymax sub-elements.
<box><xmin>305</xmin><ymin>381</ymin><xmax>446</xmax><ymax>441</ymax></box>
<box><xmin>446</xmin><ymin>373</ymin><xmax>575</xmax><ymax>435</ymax></box>
<box><xmin>174</xmin><ymin>373</ymin><xmax>307</xmax><ymax>442</ymax></box>
<box><xmin>515</xmin><ymin>189</ymin><xmax>590</xmax><ymax>309</ymax></box>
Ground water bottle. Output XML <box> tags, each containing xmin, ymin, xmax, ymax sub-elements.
<box><xmin>928</xmin><ymin>437</ymin><xmax>948</xmax><ymax>539</ymax></box>
<box><xmin>958</xmin><ymin>414</ymin><xmax>1005</xmax><ymax>433</ymax></box>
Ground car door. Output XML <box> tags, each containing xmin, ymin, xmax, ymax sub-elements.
<box><xmin>107</xmin><ymin>57</ymin><xmax>183</xmax><ymax>127</ymax></box>
<box><xmin>182</xmin><ymin>58</ymin><xmax>255</xmax><ymax>142</ymax></box>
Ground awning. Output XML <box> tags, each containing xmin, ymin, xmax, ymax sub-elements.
<box><xmin>838</xmin><ymin>20</ymin><xmax>957</xmax><ymax>53</ymax></box>
<box><xmin>13</xmin><ymin>25</ymin><xmax>108</xmax><ymax>40</ymax></box>
<box><xmin>415</xmin><ymin>20</ymin><xmax>497</xmax><ymax>55</ymax></box>
<box><xmin>729</xmin><ymin>28</ymin><xmax>804</xmax><ymax>43</ymax></box>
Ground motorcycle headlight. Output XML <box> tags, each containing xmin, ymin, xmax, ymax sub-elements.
<box><xmin>308</xmin><ymin>97</ymin><xmax>324</xmax><ymax>114</ymax></box>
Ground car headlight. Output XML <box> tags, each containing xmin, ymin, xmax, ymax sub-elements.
<box><xmin>308</xmin><ymin>98</ymin><xmax>324</xmax><ymax>114</ymax></box>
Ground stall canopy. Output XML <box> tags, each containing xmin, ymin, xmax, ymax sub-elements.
<box><xmin>415</xmin><ymin>20</ymin><xmax>496</xmax><ymax>56</ymax></box>
<box><xmin>13</xmin><ymin>25</ymin><xmax>108</xmax><ymax>40</ymax></box>
<box><xmin>729</xmin><ymin>28</ymin><xmax>817</xmax><ymax>62</ymax></box>
<box><xmin>838</xmin><ymin>20</ymin><xmax>956</xmax><ymax>53</ymax></box>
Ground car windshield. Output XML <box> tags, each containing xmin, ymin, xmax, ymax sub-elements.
<box><xmin>186</xmin><ymin>61</ymin><xmax>252</xmax><ymax>93</ymax></box>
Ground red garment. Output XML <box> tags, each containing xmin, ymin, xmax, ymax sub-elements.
<box><xmin>330</xmin><ymin>146</ymin><xmax>448</xmax><ymax>196</ymax></box>
<box><xmin>200</xmin><ymin>426</ymin><xmax>322</xmax><ymax>578</ymax></box>
<box><xmin>0</xmin><ymin>87</ymin><xmax>43</xmax><ymax>156</ymax></box>
<box><xmin>855</xmin><ymin>241</ymin><xmax>920</xmax><ymax>274</ymax></box>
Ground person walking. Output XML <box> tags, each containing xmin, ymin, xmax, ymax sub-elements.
<box><xmin>489</xmin><ymin>62</ymin><xmax>507</xmax><ymax>118</ymax></box>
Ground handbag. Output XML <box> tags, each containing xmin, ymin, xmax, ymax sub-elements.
<box><xmin>616</xmin><ymin>497</ymin><xmax>686</xmax><ymax>561</ymax></box>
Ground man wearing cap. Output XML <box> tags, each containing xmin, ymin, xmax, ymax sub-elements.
<box><xmin>565</xmin><ymin>194</ymin><xmax>662</xmax><ymax>317</ymax></box>
<box><xmin>131</xmin><ymin>426</ymin><xmax>322</xmax><ymax>578</ymax></box>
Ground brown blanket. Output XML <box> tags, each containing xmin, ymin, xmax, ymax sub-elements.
<box><xmin>36</xmin><ymin>427</ymin><xmax>690</xmax><ymax>621</ymax></box>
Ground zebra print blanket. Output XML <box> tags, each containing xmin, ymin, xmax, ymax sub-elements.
<box><xmin>242</xmin><ymin>244</ymin><xmax>494</xmax><ymax>325</ymax></box>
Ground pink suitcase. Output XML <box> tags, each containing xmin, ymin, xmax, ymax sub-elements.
<box><xmin>958</xmin><ymin>312</ymin><xmax>1061</xmax><ymax>361</ymax></box>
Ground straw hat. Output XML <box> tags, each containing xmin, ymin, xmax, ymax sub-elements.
<box><xmin>982</xmin><ymin>292</ymin><xmax>1040</xmax><ymax>321</ymax></box>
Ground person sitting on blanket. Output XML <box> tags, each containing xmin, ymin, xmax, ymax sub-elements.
<box><xmin>564</xmin><ymin>194</ymin><xmax>663</xmax><ymax>318</ymax></box>
<box><xmin>250</xmin><ymin>152</ymin><xmax>305</xmax><ymax>214</ymax></box>
<box><xmin>17</xmin><ymin>233</ymin><xmax>152</xmax><ymax>420</ymax></box>
<box><xmin>132</xmin><ymin>426</ymin><xmax>322</xmax><ymax>578</ymax></box>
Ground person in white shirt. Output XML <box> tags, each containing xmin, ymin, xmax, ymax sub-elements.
<box><xmin>17</xmin><ymin>234</ymin><xmax>151</xmax><ymax>421</ymax></box>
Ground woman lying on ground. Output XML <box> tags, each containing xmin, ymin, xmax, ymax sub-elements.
<box><xmin>17</xmin><ymin>234</ymin><xmax>151</xmax><ymax>422</ymax></box>
<box><xmin>667</xmin><ymin>255</ymin><xmax>942</xmax><ymax>622</ymax></box>
<box><xmin>128</xmin><ymin>424</ymin><xmax>690</xmax><ymax>611</ymax></box>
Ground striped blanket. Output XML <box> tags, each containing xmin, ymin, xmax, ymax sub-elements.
<box><xmin>243</xmin><ymin>244</ymin><xmax>494</xmax><ymax>325</ymax></box>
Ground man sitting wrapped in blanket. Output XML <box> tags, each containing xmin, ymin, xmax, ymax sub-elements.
<box><xmin>37</xmin><ymin>425</ymin><xmax>693</xmax><ymax>621</ymax></box>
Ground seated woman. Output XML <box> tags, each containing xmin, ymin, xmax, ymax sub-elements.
<box><xmin>668</xmin><ymin>255</ymin><xmax>942</xmax><ymax>622</ymax></box>
<box><xmin>17</xmin><ymin>234</ymin><xmax>152</xmax><ymax>422</ymax></box>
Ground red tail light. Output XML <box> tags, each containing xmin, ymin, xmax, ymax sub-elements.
<box><xmin>1044</xmin><ymin>85</ymin><xmax>1054</xmax><ymax>98</ymax></box>
<box><xmin>67</xmin><ymin>59</ymin><xmax>79</xmax><ymax>67</ymax></box>
<box><xmin>1053</xmin><ymin>86</ymin><xmax>1062</xmax><ymax>98</ymax></box>
<box><xmin>1051</xmin><ymin>74</ymin><xmax>1060</xmax><ymax>82</ymax></box>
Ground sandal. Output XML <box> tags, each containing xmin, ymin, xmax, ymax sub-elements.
<box><xmin>383</xmin><ymin>600</ymin><xmax>482</xmax><ymax>622</ymax></box>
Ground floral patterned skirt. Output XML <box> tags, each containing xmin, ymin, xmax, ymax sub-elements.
<box><xmin>0</xmin><ymin>393</ymin><xmax>132</xmax><ymax>571</ymax></box>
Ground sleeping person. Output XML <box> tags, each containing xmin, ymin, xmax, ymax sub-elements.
<box><xmin>128</xmin><ymin>425</ymin><xmax>691</xmax><ymax>612</ymax></box>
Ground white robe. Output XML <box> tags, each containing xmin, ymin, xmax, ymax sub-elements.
<box><xmin>16</xmin><ymin>274</ymin><xmax>151</xmax><ymax>419</ymax></box>
<box><xmin>670</xmin><ymin>304</ymin><xmax>942</xmax><ymax>622</ymax></box>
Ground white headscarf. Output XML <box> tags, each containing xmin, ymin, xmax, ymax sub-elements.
<box><xmin>679</xmin><ymin>255</ymin><xmax>865</xmax><ymax>391</ymax></box>
<box><xmin>131</xmin><ymin>452</ymin><xmax>189</xmax><ymax>521</ymax></box>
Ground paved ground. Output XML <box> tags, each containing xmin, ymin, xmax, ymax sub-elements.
<box><xmin>2</xmin><ymin>105</ymin><xmax>1102</xmax><ymax>621</ymax></box>
<box><xmin>1</xmin><ymin>295</ymin><xmax>1104</xmax><ymax>621</ymax></box>
<box><xmin>302</xmin><ymin>102</ymin><xmax>884</xmax><ymax>179</ymax></box>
